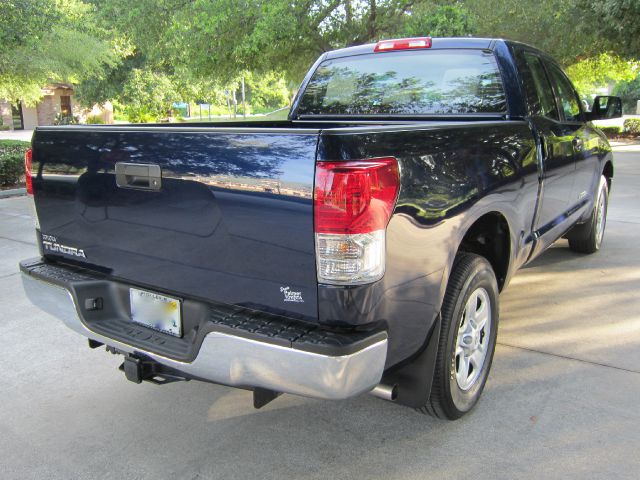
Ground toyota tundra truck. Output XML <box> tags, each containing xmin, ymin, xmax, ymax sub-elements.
<box><xmin>20</xmin><ymin>37</ymin><xmax>621</xmax><ymax>419</ymax></box>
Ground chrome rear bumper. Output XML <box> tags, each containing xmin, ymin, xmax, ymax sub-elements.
<box><xmin>22</xmin><ymin>272</ymin><xmax>387</xmax><ymax>400</ymax></box>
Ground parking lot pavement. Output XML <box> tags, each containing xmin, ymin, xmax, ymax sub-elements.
<box><xmin>1</xmin><ymin>151</ymin><xmax>639</xmax><ymax>480</ymax></box>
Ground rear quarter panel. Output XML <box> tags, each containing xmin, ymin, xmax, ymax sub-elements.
<box><xmin>317</xmin><ymin>121</ymin><xmax>538</xmax><ymax>367</ymax></box>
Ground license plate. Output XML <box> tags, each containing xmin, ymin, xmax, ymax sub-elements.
<box><xmin>130</xmin><ymin>288</ymin><xmax>182</xmax><ymax>337</ymax></box>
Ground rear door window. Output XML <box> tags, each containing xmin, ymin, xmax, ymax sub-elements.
<box><xmin>545</xmin><ymin>62</ymin><xmax>583</xmax><ymax>122</ymax></box>
<box><xmin>522</xmin><ymin>52</ymin><xmax>559</xmax><ymax>120</ymax></box>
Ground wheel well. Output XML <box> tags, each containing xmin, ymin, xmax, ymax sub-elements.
<box><xmin>603</xmin><ymin>161</ymin><xmax>613</xmax><ymax>190</ymax></box>
<box><xmin>458</xmin><ymin>212</ymin><xmax>510</xmax><ymax>291</ymax></box>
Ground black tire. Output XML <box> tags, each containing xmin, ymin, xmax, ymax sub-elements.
<box><xmin>418</xmin><ymin>252</ymin><xmax>499</xmax><ymax>420</ymax></box>
<box><xmin>567</xmin><ymin>176</ymin><xmax>609</xmax><ymax>254</ymax></box>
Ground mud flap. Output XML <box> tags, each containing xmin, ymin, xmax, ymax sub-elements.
<box><xmin>381</xmin><ymin>315</ymin><xmax>441</xmax><ymax>408</ymax></box>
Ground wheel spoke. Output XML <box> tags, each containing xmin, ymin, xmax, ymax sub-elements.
<box><xmin>469</xmin><ymin>350</ymin><xmax>483</xmax><ymax>372</ymax></box>
<box><xmin>457</xmin><ymin>353</ymin><xmax>469</xmax><ymax>384</ymax></box>
<box><xmin>457</xmin><ymin>323</ymin><xmax>466</xmax><ymax>345</ymax></box>
<box><xmin>464</xmin><ymin>295</ymin><xmax>476</xmax><ymax>327</ymax></box>
<box><xmin>474</xmin><ymin>301</ymin><xmax>489</xmax><ymax>331</ymax></box>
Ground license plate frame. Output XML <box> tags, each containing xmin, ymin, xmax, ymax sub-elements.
<box><xmin>129</xmin><ymin>287</ymin><xmax>182</xmax><ymax>337</ymax></box>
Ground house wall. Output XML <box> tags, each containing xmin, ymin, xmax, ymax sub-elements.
<box><xmin>36</xmin><ymin>96</ymin><xmax>57</xmax><ymax>126</ymax></box>
<box><xmin>36</xmin><ymin>88</ymin><xmax>74</xmax><ymax>126</ymax></box>
<box><xmin>2</xmin><ymin>87</ymin><xmax>76</xmax><ymax>129</ymax></box>
<box><xmin>22</xmin><ymin>106</ymin><xmax>38</xmax><ymax>130</ymax></box>
<box><xmin>0</xmin><ymin>100</ymin><xmax>13</xmax><ymax>129</ymax></box>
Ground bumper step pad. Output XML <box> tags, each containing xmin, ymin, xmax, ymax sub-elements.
<box><xmin>20</xmin><ymin>258</ymin><xmax>385</xmax><ymax>359</ymax></box>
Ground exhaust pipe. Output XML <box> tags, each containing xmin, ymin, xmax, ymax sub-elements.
<box><xmin>370</xmin><ymin>383</ymin><xmax>398</xmax><ymax>401</ymax></box>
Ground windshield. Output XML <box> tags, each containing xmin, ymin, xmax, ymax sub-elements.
<box><xmin>297</xmin><ymin>49</ymin><xmax>507</xmax><ymax>116</ymax></box>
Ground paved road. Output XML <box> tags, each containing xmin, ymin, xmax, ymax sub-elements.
<box><xmin>1</xmin><ymin>148</ymin><xmax>639</xmax><ymax>480</ymax></box>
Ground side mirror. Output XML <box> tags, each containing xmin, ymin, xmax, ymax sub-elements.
<box><xmin>589</xmin><ymin>96</ymin><xmax>622</xmax><ymax>120</ymax></box>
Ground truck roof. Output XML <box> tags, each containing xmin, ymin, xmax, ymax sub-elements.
<box><xmin>324</xmin><ymin>37</ymin><xmax>499</xmax><ymax>60</ymax></box>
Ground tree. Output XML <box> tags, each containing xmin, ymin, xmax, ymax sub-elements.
<box><xmin>0</xmin><ymin>0</ymin><xmax>124</xmax><ymax>104</ymax></box>
<box><xmin>77</xmin><ymin>0</ymin><xmax>640</xmax><ymax>121</ymax></box>
<box><xmin>243</xmin><ymin>71</ymin><xmax>291</xmax><ymax>109</ymax></box>
<box><xmin>575</xmin><ymin>0</ymin><xmax>640</xmax><ymax>60</ymax></box>
<box><xmin>565</xmin><ymin>53</ymin><xmax>638</xmax><ymax>96</ymax></box>
<box><xmin>462</xmin><ymin>0</ymin><xmax>640</xmax><ymax>66</ymax></box>
<box><xmin>462</xmin><ymin>0</ymin><xmax>589</xmax><ymax>64</ymax></box>
<box><xmin>460</xmin><ymin>0</ymin><xmax>640</xmax><ymax>98</ymax></box>
<box><xmin>75</xmin><ymin>55</ymin><xmax>145</xmax><ymax>106</ymax></box>
<box><xmin>119</xmin><ymin>69</ymin><xmax>179</xmax><ymax>122</ymax></box>
<box><xmin>89</xmin><ymin>0</ymin><xmax>477</xmax><ymax>85</ymax></box>
<box><xmin>168</xmin><ymin>1</ymin><xmax>478</xmax><ymax>83</ymax></box>
<box><xmin>402</xmin><ymin>4</ymin><xmax>476</xmax><ymax>38</ymax></box>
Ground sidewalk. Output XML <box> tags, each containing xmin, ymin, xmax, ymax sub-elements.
<box><xmin>610</xmin><ymin>138</ymin><xmax>640</xmax><ymax>152</ymax></box>
<box><xmin>0</xmin><ymin>130</ymin><xmax>34</xmax><ymax>142</ymax></box>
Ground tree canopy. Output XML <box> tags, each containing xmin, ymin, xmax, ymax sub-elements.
<box><xmin>86</xmin><ymin>1</ymin><xmax>476</xmax><ymax>84</ymax></box>
<box><xmin>3</xmin><ymin>0</ymin><xmax>639</xmax><ymax>116</ymax></box>
<box><xmin>0</xmin><ymin>0</ymin><xmax>124</xmax><ymax>105</ymax></box>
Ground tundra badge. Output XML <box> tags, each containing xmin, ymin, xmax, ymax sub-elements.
<box><xmin>41</xmin><ymin>234</ymin><xmax>86</xmax><ymax>258</ymax></box>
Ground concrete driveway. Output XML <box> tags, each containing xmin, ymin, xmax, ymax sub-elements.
<box><xmin>1</xmin><ymin>148</ymin><xmax>639</xmax><ymax>480</ymax></box>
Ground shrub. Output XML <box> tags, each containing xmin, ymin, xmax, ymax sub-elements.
<box><xmin>0</xmin><ymin>124</ymin><xmax>10</xmax><ymax>131</ymax></box>
<box><xmin>53</xmin><ymin>113</ymin><xmax>79</xmax><ymax>125</ymax></box>
<box><xmin>85</xmin><ymin>115</ymin><xmax>105</xmax><ymax>124</ymax></box>
<box><xmin>0</xmin><ymin>140</ymin><xmax>29</xmax><ymax>187</ymax></box>
<box><xmin>125</xmin><ymin>107</ymin><xmax>157</xmax><ymax>123</ymax></box>
<box><xmin>623</xmin><ymin>118</ymin><xmax>640</xmax><ymax>135</ymax></box>
<box><xmin>599</xmin><ymin>126</ymin><xmax>622</xmax><ymax>137</ymax></box>
<box><xmin>121</xmin><ymin>69</ymin><xmax>177</xmax><ymax>123</ymax></box>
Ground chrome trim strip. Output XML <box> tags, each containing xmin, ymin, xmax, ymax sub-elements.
<box><xmin>22</xmin><ymin>274</ymin><xmax>387</xmax><ymax>400</ymax></box>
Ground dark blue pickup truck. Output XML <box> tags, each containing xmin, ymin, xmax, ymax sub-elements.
<box><xmin>21</xmin><ymin>37</ymin><xmax>621</xmax><ymax>419</ymax></box>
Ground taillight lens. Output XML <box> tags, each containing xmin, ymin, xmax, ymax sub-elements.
<box><xmin>314</xmin><ymin>158</ymin><xmax>399</xmax><ymax>235</ymax></box>
<box><xmin>25</xmin><ymin>148</ymin><xmax>33</xmax><ymax>195</ymax></box>
<box><xmin>314</xmin><ymin>157</ymin><xmax>399</xmax><ymax>285</ymax></box>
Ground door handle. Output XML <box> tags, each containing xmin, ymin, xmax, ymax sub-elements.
<box><xmin>115</xmin><ymin>163</ymin><xmax>162</xmax><ymax>191</ymax></box>
<box><xmin>572</xmin><ymin>137</ymin><xmax>584</xmax><ymax>152</ymax></box>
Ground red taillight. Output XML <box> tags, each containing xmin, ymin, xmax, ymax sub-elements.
<box><xmin>25</xmin><ymin>148</ymin><xmax>33</xmax><ymax>195</ymax></box>
<box><xmin>374</xmin><ymin>37</ymin><xmax>432</xmax><ymax>52</ymax></box>
<box><xmin>314</xmin><ymin>157</ymin><xmax>400</xmax><ymax>235</ymax></box>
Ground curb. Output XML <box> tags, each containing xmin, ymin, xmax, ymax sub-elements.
<box><xmin>0</xmin><ymin>188</ymin><xmax>26</xmax><ymax>198</ymax></box>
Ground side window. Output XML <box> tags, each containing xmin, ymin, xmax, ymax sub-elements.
<box><xmin>545</xmin><ymin>62</ymin><xmax>582</xmax><ymax>122</ymax></box>
<box><xmin>522</xmin><ymin>52</ymin><xmax>559</xmax><ymax>120</ymax></box>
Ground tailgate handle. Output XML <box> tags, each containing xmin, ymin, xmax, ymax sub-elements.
<box><xmin>115</xmin><ymin>163</ymin><xmax>162</xmax><ymax>191</ymax></box>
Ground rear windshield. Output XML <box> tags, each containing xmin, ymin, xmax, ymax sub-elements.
<box><xmin>297</xmin><ymin>49</ymin><xmax>507</xmax><ymax>116</ymax></box>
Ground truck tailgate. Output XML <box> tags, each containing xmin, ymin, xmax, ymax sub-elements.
<box><xmin>31</xmin><ymin>126</ymin><xmax>319</xmax><ymax>320</ymax></box>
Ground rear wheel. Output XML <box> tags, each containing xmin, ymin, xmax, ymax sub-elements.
<box><xmin>418</xmin><ymin>252</ymin><xmax>499</xmax><ymax>419</ymax></box>
<box><xmin>567</xmin><ymin>176</ymin><xmax>609</xmax><ymax>254</ymax></box>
